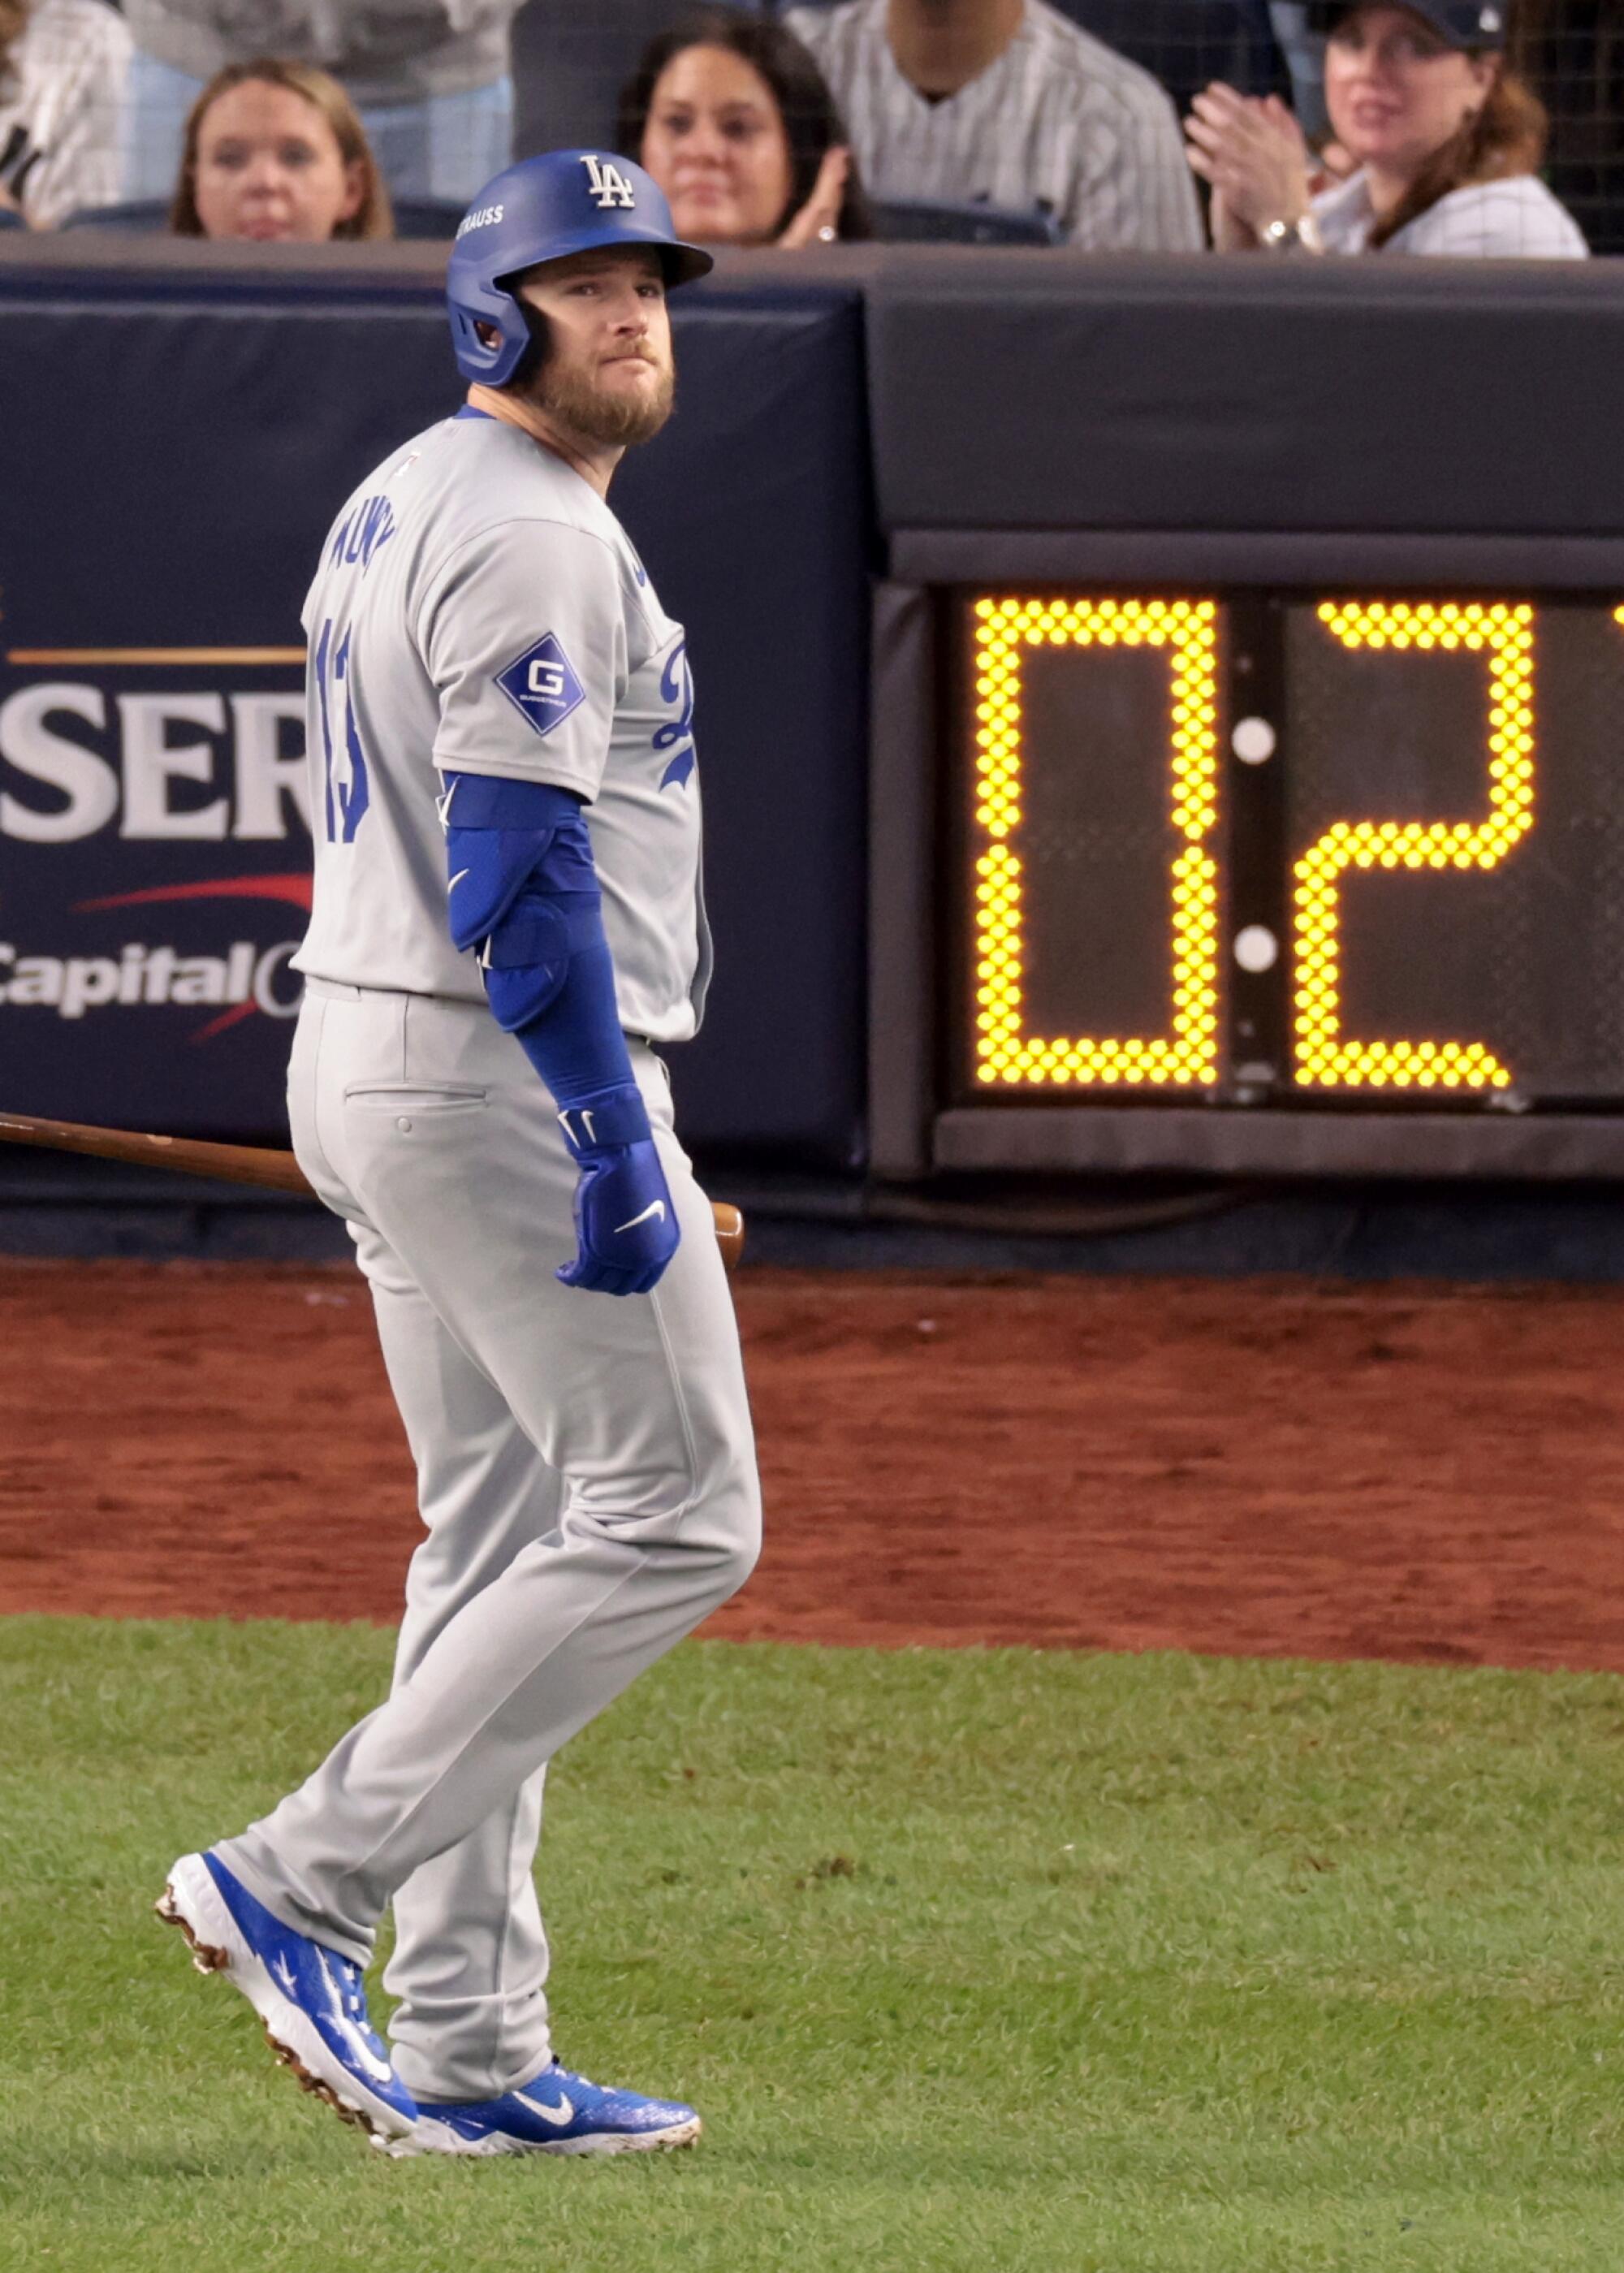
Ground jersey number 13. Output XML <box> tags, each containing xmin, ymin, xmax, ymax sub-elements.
<box><xmin>314</xmin><ymin>615</ymin><xmax>371</xmax><ymax>845</ymax></box>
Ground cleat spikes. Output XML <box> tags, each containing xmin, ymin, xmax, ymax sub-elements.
<box><xmin>259</xmin><ymin>2025</ymin><xmax>375</xmax><ymax>2134</ymax></box>
<box><xmin>157</xmin><ymin>1850</ymin><xmax>417</xmax><ymax>2147</ymax></box>
<box><xmin>156</xmin><ymin>1884</ymin><xmax>229</xmax><ymax>1973</ymax></box>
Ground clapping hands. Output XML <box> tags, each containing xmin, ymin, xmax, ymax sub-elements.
<box><xmin>1185</xmin><ymin>83</ymin><xmax>1314</xmax><ymax>249</ymax></box>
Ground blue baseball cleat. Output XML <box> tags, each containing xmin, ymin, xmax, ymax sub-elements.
<box><xmin>156</xmin><ymin>1850</ymin><xmax>418</xmax><ymax>2144</ymax></box>
<box><xmin>393</xmin><ymin>2061</ymin><xmax>702</xmax><ymax>2157</ymax></box>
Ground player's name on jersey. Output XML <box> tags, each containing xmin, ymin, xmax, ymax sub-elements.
<box><xmin>0</xmin><ymin>680</ymin><xmax>309</xmax><ymax>845</ymax></box>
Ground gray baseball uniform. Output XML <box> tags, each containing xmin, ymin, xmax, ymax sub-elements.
<box><xmin>214</xmin><ymin>408</ymin><xmax>759</xmax><ymax>2104</ymax></box>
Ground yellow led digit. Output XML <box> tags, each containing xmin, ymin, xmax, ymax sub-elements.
<box><xmin>1293</xmin><ymin>599</ymin><xmax>1535</xmax><ymax>1090</ymax></box>
<box><xmin>971</xmin><ymin>596</ymin><xmax>1220</xmax><ymax>1087</ymax></box>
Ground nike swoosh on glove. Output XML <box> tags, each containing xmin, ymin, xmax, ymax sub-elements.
<box><xmin>556</xmin><ymin>1083</ymin><xmax>681</xmax><ymax>1297</ymax></box>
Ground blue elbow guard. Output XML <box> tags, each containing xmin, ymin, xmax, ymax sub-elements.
<box><xmin>440</xmin><ymin>769</ymin><xmax>639</xmax><ymax>1112</ymax></box>
<box><xmin>443</xmin><ymin>770</ymin><xmax>596</xmax><ymax>1028</ymax></box>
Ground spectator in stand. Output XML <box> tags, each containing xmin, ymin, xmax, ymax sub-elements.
<box><xmin>119</xmin><ymin>1</ymin><xmax>522</xmax><ymax>207</ymax></box>
<box><xmin>170</xmin><ymin>60</ymin><xmax>392</xmax><ymax>242</ymax></box>
<box><xmin>619</xmin><ymin>7</ymin><xmax>871</xmax><ymax>246</ymax></box>
<box><xmin>782</xmin><ymin>0</ymin><xmax>1203</xmax><ymax>248</ymax></box>
<box><xmin>0</xmin><ymin>0</ymin><xmax>130</xmax><ymax>227</ymax></box>
<box><xmin>1186</xmin><ymin>0</ymin><xmax>1587</xmax><ymax>253</ymax></box>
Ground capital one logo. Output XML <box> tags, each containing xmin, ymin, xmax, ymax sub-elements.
<box><xmin>580</xmin><ymin>154</ymin><xmax>635</xmax><ymax>210</ymax></box>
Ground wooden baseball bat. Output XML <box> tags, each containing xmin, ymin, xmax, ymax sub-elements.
<box><xmin>0</xmin><ymin>1110</ymin><xmax>745</xmax><ymax>1273</ymax></box>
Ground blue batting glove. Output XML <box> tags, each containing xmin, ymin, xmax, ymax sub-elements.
<box><xmin>555</xmin><ymin>1083</ymin><xmax>680</xmax><ymax>1296</ymax></box>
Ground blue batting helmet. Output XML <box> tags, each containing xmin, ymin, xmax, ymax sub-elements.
<box><xmin>447</xmin><ymin>149</ymin><xmax>714</xmax><ymax>387</ymax></box>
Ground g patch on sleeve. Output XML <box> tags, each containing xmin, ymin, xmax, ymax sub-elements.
<box><xmin>495</xmin><ymin>633</ymin><xmax>586</xmax><ymax>739</ymax></box>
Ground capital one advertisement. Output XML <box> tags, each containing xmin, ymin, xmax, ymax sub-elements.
<box><xmin>0</xmin><ymin>277</ymin><xmax>870</xmax><ymax>1166</ymax></box>
<box><xmin>0</xmin><ymin>642</ymin><xmax>312</xmax><ymax>1142</ymax></box>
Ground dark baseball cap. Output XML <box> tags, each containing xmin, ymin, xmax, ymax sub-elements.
<box><xmin>1304</xmin><ymin>0</ymin><xmax>1508</xmax><ymax>46</ymax></box>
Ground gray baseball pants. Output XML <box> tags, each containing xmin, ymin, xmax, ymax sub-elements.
<box><xmin>217</xmin><ymin>982</ymin><xmax>760</xmax><ymax>2102</ymax></box>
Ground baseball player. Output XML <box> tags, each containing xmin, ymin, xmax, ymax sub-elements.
<box><xmin>156</xmin><ymin>151</ymin><xmax>762</xmax><ymax>2158</ymax></box>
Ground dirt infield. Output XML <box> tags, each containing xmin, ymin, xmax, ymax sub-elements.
<box><xmin>4</xmin><ymin>1256</ymin><xmax>1624</xmax><ymax>1671</ymax></box>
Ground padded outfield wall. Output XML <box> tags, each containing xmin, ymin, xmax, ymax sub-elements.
<box><xmin>3</xmin><ymin>238</ymin><xmax>1624</xmax><ymax>1183</ymax></box>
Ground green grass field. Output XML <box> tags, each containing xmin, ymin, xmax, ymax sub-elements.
<box><xmin>2</xmin><ymin>1618</ymin><xmax>1622</xmax><ymax>2271</ymax></box>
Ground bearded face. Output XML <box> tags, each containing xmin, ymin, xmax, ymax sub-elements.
<box><xmin>527</xmin><ymin>329</ymin><xmax>676</xmax><ymax>448</ymax></box>
<box><xmin>508</xmin><ymin>248</ymin><xmax>676</xmax><ymax>452</ymax></box>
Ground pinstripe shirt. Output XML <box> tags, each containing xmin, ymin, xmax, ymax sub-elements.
<box><xmin>0</xmin><ymin>0</ymin><xmax>130</xmax><ymax>228</ymax></box>
<box><xmin>1312</xmin><ymin>170</ymin><xmax>1589</xmax><ymax>258</ymax></box>
<box><xmin>784</xmin><ymin>0</ymin><xmax>1203</xmax><ymax>250</ymax></box>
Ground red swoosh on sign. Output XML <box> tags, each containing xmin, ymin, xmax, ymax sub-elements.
<box><xmin>72</xmin><ymin>875</ymin><xmax>313</xmax><ymax>913</ymax></box>
<box><xmin>66</xmin><ymin>874</ymin><xmax>313</xmax><ymax>1043</ymax></box>
<box><xmin>188</xmin><ymin>1000</ymin><xmax>262</xmax><ymax>1045</ymax></box>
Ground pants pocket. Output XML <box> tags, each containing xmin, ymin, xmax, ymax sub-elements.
<box><xmin>345</xmin><ymin>1086</ymin><xmax>489</xmax><ymax>1115</ymax></box>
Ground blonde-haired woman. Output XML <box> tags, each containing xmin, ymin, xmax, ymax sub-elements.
<box><xmin>1187</xmin><ymin>0</ymin><xmax>1587</xmax><ymax>257</ymax></box>
<box><xmin>171</xmin><ymin>59</ymin><xmax>391</xmax><ymax>242</ymax></box>
<box><xmin>0</xmin><ymin>0</ymin><xmax>131</xmax><ymax>227</ymax></box>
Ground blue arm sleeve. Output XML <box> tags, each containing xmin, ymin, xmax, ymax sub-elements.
<box><xmin>440</xmin><ymin>769</ymin><xmax>640</xmax><ymax>1117</ymax></box>
<box><xmin>443</xmin><ymin>770</ymin><xmax>679</xmax><ymax>1295</ymax></box>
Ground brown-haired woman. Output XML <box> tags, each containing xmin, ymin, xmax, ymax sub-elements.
<box><xmin>618</xmin><ymin>4</ymin><xmax>870</xmax><ymax>248</ymax></box>
<box><xmin>1186</xmin><ymin>0</ymin><xmax>1587</xmax><ymax>256</ymax></box>
<box><xmin>171</xmin><ymin>58</ymin><xmax>392</xmax><ymax>242</ymax></box>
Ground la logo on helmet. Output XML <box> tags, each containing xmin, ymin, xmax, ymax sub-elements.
<box><xmin>581</xmin><ymin>155</ymin><xmax>635</xmax><ymax>210</ymax></box>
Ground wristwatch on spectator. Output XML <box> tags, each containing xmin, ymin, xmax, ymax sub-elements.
<box><xmin>1261</xmin><ymin>213</ymin><xmax>1324</xmax><ymax>253</ymax></box>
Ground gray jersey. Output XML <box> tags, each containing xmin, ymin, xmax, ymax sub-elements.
<box><xmin>293</xmin><ymin>408</ymin><xmax>710</xmax><ymax>1044</ymax></box>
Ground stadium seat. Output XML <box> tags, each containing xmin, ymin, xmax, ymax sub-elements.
<box><xmin>1050</xmin><ymin>0</ymin><xmax>1287</xmax><ymax>112</ymax></box>
<box><xmin>870</xmin><ymin>197</ymin><xmax>1062</xmax><ymax>246</ymax></box>
<box><xmin>59</xmin><ymin>197</ymin><xmax>464</xmax><ymax>240</ymax></box>
<box><xmin>388</xmin><ymin>197</ymin><xmax>466</xmax><ymax>240</ymax></box>
<box><xmin>60</xmin><ymin>199</ymin><xmax>170</xmax><ymax>231</ymax></box>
